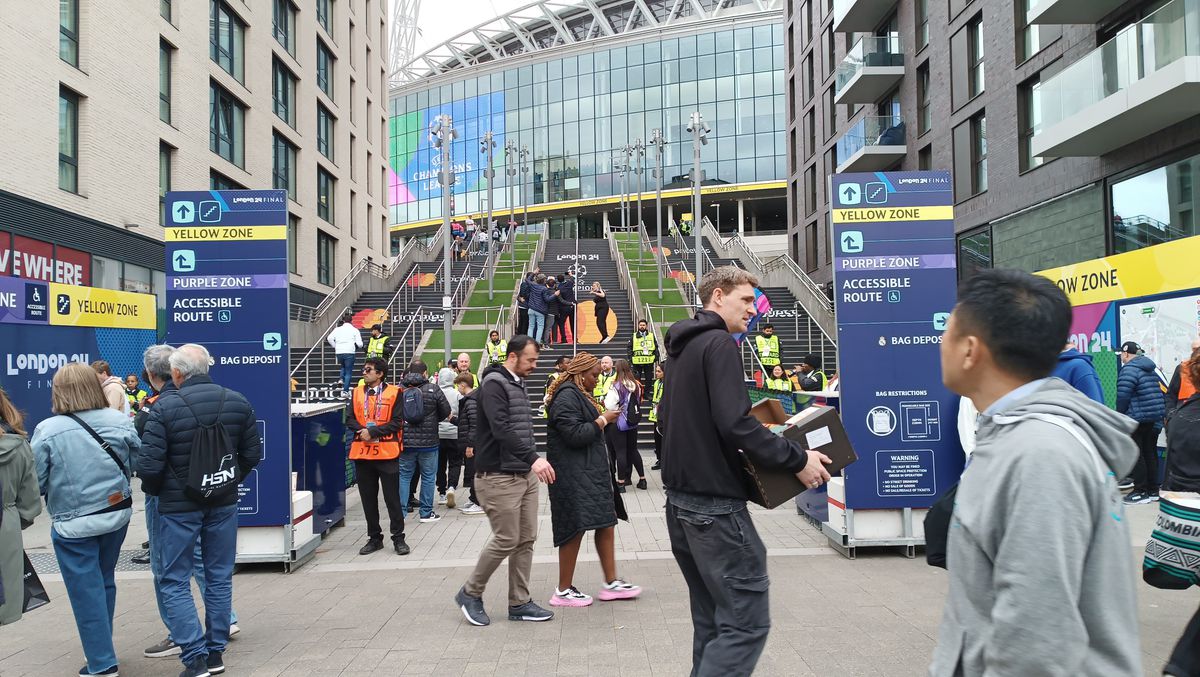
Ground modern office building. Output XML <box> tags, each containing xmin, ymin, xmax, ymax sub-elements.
<box><xmin>0</xmin><ymin>0</ymin><xmax>390</xmax><ymax>309</ymax></box>
<box><xmin>387</xmin><ymin>0</ymin><xmax>789</xmax><ymax>242</ymax></box>
<box><xmin>784</xmin><ymin>0</ymin><xmax>1200</xmax><ymax>284</ymax></box>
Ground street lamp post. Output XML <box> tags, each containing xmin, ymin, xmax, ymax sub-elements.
<box><xmin>480</xmin><ymin>131</ymin><xmax>496</xmax><ymax>301</ymax></box>
<box><xmin>688</xmin><ymin>111</ymin><xmax>709</xmax><ymax>305</ymax></box>
<box><xmin>519</xmin><ymin>145</ymin><xmax>530</xmax><ymax>239</ymax></box>
<box><xmin>711</xmin><ymin>202</ymin><xmax>721</xmax><ymax>234</ymax></box>
<box><xmin>504</xmin><ymin>140</ymin><xmax>517</xmax><ymax>269</ymax></box>
<box><xmin>649</xmin><ymin>128</ymin><xmax>665</xmax><ymax>300</ymax></box>
<box><xmin>634</xmin><ymin>138</ymin><xmax>645</xmax><ymax>269</ymax></box>
<box><xmin>429</xmin><ymin>114</ymin><xmax>458</xmax><ymax>364</ymax></box>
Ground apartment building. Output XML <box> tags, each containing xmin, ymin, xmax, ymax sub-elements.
<box><xmin>784</xmin><ymin>0</ymin><xmax>1200</xmax><ymax>284</ymax></box>
<box><xmin>0</xmin><ymin>0</ymin><xmax>390</xmax><ymax>308</ymax></box>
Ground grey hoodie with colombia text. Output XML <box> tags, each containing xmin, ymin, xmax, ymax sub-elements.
<box><xmin>929</xmin><ymin>378</ymin><xmax>1141</xmax><ymax>677</ymax></box>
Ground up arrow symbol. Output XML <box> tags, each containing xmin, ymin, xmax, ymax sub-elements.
<box><xmin>844</xmin><ymin>235</ymin><xmax>857</xmax><ymax>248</ymax></box>
<box><xmin>842</xmin><ymin>186</ymin><xmax>857</xmax><ymax>201</ymax></box>
<box><xmin>176</xmin><ymin>204</ymin><xmax>191</xmax><ymax>219</ymax></box>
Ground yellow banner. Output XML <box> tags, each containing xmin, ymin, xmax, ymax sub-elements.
<box><xmin>48</xmin><ymin>283</ymin><xmax>157</xmax><ymax>330</ymax></box>
<box><xmin>1036</xmin><ymin>236</ymin><xmax>1200</xmax><ymax>306</ymax></box>
<box><xmin>165</xmin><ymin>225</ymin><xmax>287</xmax><ymax>241</ymax></box>
<box><xmin>832</xmin><ymin>205</ymin><xmax>955</xmax><ymax>224</ymax></box>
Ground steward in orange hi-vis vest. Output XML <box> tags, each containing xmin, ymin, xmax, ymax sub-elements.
<box><xmin>350</xmin><ymin>382</ymin><xmax>403</xmax><ymax>460</ymax></box>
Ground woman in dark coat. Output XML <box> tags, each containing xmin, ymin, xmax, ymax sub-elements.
<box><xmin>546</xmin><ymin>352</ymin><xmax>642</xmax><ymax>607</ymax></box>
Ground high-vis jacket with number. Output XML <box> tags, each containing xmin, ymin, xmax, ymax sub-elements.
<box><xmin>648</xmin><ymin>378</ymin><xmax>663</xmax><ymax>423</ymax></box>
<box><xmin>755</xmin><ymin>334</ymin><xmax>781</xmax><ymax>366</ymax></box>
<box><xmin>348</xmin><ymin>383</ymin><xmax>403</xmax><ymax>460</ymax></box>
<box><xmin>366</xmin><ymin>334</ymin><xmax>390</xmax><ymax>358</ymax></box>
<box><xmin>631</xmin><ymin>331</ymin><xmax>658</xmax><ymax>365</ymax></box>
<box><xmin>593</xmin><ymin>370</ymin><xmax>616</xmax><ymax>400</ymax></box>
<box><xmin>765</xmin><ymin>377</ymin><xmax>793</xmax><ymax>392</ymax></box>
<box><xmin>485</xmin><ymin>339</ymin><xmax>508</xmax><ymax>365</ymax></box>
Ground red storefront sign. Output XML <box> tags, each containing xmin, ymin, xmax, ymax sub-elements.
<box><xmin>0</xmin><ymin>231</ymin><xmax>91</xmax><ymax>285</ymax></box>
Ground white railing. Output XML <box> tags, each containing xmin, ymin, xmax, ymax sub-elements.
<box><xmin>289</xmin><ymin>305</ymin><xmax>352</xmax><ymax>393</ymax></box>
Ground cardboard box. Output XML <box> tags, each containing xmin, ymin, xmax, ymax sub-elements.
<box><xmin>742</xmin><ymin>400</ymin><xmax>859</xmax><ymax>509</ymax></box>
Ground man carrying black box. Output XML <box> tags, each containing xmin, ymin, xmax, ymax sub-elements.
<box><xmin>660</xmin><ymin>266</ymin><xmax>832</xmax><ymax>676</ymax></box>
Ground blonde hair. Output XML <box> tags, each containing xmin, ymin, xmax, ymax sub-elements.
<box><xmin>51</xmin><ymin>362</ymin><xmax>110</xmax><ymax>414</ymax></box>
<box><xmin>0</xmin><ymin>387</ymin><xmax>26</xmax><ymax>436</ymax></box>
<box><xmin>698</xmin><ymin>266</ymin><xmax>759</xmax><ymax>305</ymax></box>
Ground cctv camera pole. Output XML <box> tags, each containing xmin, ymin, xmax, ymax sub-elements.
<box><xmin>650</xmin><ymin>128</ymin><xmax>664</xmax><ymax>300</ymax></box>
<box><xmin>690</xmin><ymin>111</ymin><xmax>708</xmax><ymax>305</ymax></box>
<box><xmin>430</xmin><ymin>114</ymin><xmax>458</xmax><ymax>364</ymax></box>
<box><xmin>505</xmin><ymin>140</ymin><xmax>517</xmax><ymax>269</ymax></box>
<box><xmin>481</xmin><ymin>131</ymin><xmax>496</xmax><ymax>301</ymax></box>
<box><xmin>634</xmin><ymin>138</ymin><xmax>645</xmax><ymax>269</ymax></box>
<box><xmin>520</xmin><ymin>144</ymin><xmax>530</xmax><ymax>238</ymax></box>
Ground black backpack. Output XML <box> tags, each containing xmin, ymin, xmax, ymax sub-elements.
<box><xmin>402</xmin><ymin>385</ymin><xmax>426</xmax><ymax>424</ymax></box>
<box><xmin>173</xmin><ymin>389</ymin><xmax>240</xmax><ymax>504</ymax></box>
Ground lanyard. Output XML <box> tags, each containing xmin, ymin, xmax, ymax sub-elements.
<box><xmin>363</xmin><ymin>385</ymin><xmax>386</xmax><ymax>421</ymax></box>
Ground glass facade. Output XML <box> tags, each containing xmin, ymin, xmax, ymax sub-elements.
<box><xmin>388</xmin><ymin>23</ymin><xmax>786</xmax><ymax>226</ymax></box>
<box><xmin>1111</xmin><ymin>152</ymin><xmax>1200</xmax><ymax>253</ymax></box>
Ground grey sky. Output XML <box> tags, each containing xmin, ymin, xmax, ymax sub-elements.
<box><xmin>410</xmin><ymin>0</ymin><xmax>531</xmax><ymax>58</ymax></box>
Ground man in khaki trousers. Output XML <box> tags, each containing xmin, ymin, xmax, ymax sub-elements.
<box><xmin>454</xmin><ymin>336</ymin><xmax>557</xmax><ymax>626</ymax></box>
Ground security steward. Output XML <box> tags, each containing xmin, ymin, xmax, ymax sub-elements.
<box><xmin>764</xmin><ymin>365</ymin><xmax>793</xmax><ymax>393</ymax></box>
<box><xmin>649</xmin><ymin>361</ymin><xmax>665</xmax><ymax>471</ymax></box>
<box><xmin>125</xmin><ymin>374</ymin><xmax>148</xmax><ymax>413</ymax></box>
<box><xmin>347</xmin><ymin>357</ymin><xmax>410</xmax><ymax>556</ymax></box>
<box><xmin>484</xmin><ymin>330</ymin><xmax>507</xmax><ymax>366</ymax></box>
<box><xmin>755</xmin><ymin>323</ymin><xmax>781</xmax><ymax>372</ymax></box>
<box><xmin>593</xmin><ymin>356</ymin><xmax>617</xmax><ymax>404</ymax></box>
<box><xmin>793</xmin><ymin>353</ymin><xmax>828</xmax><ymax>409</ymax></box>
<box><xmin>366</xmin><ymin>324</ymin><xmax>390</xmax><ymax>359</ymax></box>
<box><xmin>630</xmin><ymin>319</ymin><xmax>659</xmax><ymax>387</ymax></box>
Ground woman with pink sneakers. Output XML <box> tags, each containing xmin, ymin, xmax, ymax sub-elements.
<box><xmin>545</xmin><ymin>352</ymin><xmax>643</xmax><ymax>607</ymax></box>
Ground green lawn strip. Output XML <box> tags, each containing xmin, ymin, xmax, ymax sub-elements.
<box><xmin>423</xmin><ymin>329</ymin><xmax>490</xmax><ymax>356</ymax></box>
<box><xmin>467</xmin><ymin>288</ymin><xmax>515</xmax><ymax>308</ymax></box>
<box><xmin>457</xmin><ymin>309</ymin><xmax>507</xmax><ymax>326</ymax></box>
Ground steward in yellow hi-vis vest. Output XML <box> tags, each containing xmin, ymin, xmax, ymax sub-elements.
<box><xmin>485</xmin><ymin>331</ymin><xmax>508</xmax><ymax>366</ymax></box>
<box><xmin>648</xmin><ymin>377</ymin><xmax>664</xmax><ymax>423</ymax></box>
<box><xmin>594</xmin><ymin>368</ymin><xmax>616</xmax><ymax>401</ymax></box>
<box><xmin>631</xmin><ymin>331</ymin><xmax>657</xmax><ymax>365</ymax></box>
<box><xmin>349</xmin><ymin>369</ymin><xmax>403</xmax><ymax>460</ymax></box>
<box><xmin>366</xmin><ymin>324</ymin><xmax>390</xmax><ymax>359</ymax></box>
<box><xmin>755</xmin><ymin>324</ymin><xmax>781</xmax><ymax>367</ymax></box>
<box><xmin>764</xmin><ymin>365</ymin><xmax>793</xmax><ymax>393</ymax></box>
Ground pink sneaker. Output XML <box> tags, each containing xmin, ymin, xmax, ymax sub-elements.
<box><xmin>549</xmin><ymin>586</ymin><xmax>593</xmax><ymax>607</ymax></box>
<box><xmin>597</xmin><ymin>579</ymin><xmax>642</xmax><ymax>601</ymax></box>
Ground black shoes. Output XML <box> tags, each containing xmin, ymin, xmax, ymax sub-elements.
<box><xmin>616</xmin><ymin>484</ymin><xmax>626</xmax><ymax>494</ymax></box>
<box><xmin>205</xmin><ymin>652</ymin><xmax>225</xmax><ymax>675</ymax></box>
<box><xmin>650</xmin><ymin>462</ymin><xmax>661</xmax><ymax>470</ymax></box>
<box><xmin>131</xmin><ymin>551</ymin><xmax>151</xmax><ymax>565</ymax></box>
<box><xmin>394</xmin><ymin>537</ymin><xmax>411</xmax><ymax>556</ymax></box>
<box><xmin>636</xmin><ymin>478</ymin><xmax>648</xmax><ymax>490</ymax></box>
<box><xmin>359</xmin><ymin>539</ymin><xmax>383</xmax><ymax>555</ymax></box>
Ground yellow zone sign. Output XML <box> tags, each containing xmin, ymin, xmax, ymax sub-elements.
<box><xmin>48</xmin><ymin>283</ymin><xmax>156</xmax><ymax>330</ymax></box>
<box><xmin>165</xmin><ymin>225</ymin><xmax>288</xmax><ymax>241</ymax></box>
<box><xmin>832</xmin><ymin>206</ymin><xmax>955</xmax><ymax>224</ymax></box>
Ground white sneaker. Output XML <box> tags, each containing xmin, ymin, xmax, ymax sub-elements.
<box><xmin>459</xmin><ymin>502</ymin><xmax>485</xmax><ymax>515</ymax></box>
<box><xmin>446</xmin><ymin>487</ymin><xmax>456</xmax><ymax>509</ymax></box>
<box><xmin>419</xmin><ymin>512</ymin><xmax>442</xmax><ymax>523</ymax></box>
<box><xmin>228</xmin><ymin>623</ymin><xmax>240</xmax><ymax>637</ymax></box>
<box><xmin>437</xmin><ymin>493</ymin><xmax>447</xmax><ymax>505</ymax></box>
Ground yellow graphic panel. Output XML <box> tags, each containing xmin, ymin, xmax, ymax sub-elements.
<box><xmin>574</xmin><ymin>301</ymin><xmax>619</xmax><ymax>344</ymax></box>
<box><xmin>48</xmin><ymin>283</ymin><xmax>156</xmax><ymax>330</ymax></box>
<box><xmin>165</xmin><ymin>225</ymin><xmax>288</xmax><ymax>241</ymax></box>
<box><xmin>1037</xmin><ymin>236</ymin><xmax>1200</xmax><ymax>305</ymax></box>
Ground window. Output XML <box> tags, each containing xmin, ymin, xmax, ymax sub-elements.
<box><xmin>805</xmin><ymin>165</ymin><xmax>816</xmax><ymax>216</ymax></box>
<box><xmin>317</xmin><ymin>39</ymin><xmax>335</xmax><ymax>98</ymax></box>
<box><xmin>954</xmin><ymin>112</ymin><xmax>987</xmax><ymax>200</ymax></box>
<box><xmin>972</xmin><ymin>114</ymin><xmax>987</xmax><ymax>194</ymax></box>
<box><xmin>823</xmin><ymin>27</ymin><xmax>834</xmax><ymax>77</ymax></box>
<box><xmin>209</xmin><ymin>81</ymin><xmax>245</xmax><ymax>167</ymax></box>
<box><xmin>288</xmin><ymin>214</ymin><xmax>298</xmax><ymax>273</ymax></box>
<box><xmin>825</xmin><ymin>87</ymin><xmax>835</xmax><ymax>141</ymax></box>
<box><xmin>968</xmin><ymin>16</ymin><xmax>985</xmax><ymax>98</ymax></box>
<box><xmin>350</xmin><ymin>78</ymin><xmax>356</xmax><ymax>121</ymax></box>
<box><xmin>1016</xmin><ymin>0</ymin><xmax>1060</xmax><ymax>62</ymax></box>
<box><xmin>159</xmin><ymin>143</ymin><xmax>173</xmax><ymax>225</ymax></box>
<box><xmin>273</xmin><ymin>59</ymin><xmax>296</xmax><ymax>126</ymax></box>
<box><xmin>317</xmin><ymin>230</ymin><xmax>336</xmax><ymax>285</ymax></box>
<box><xmin>803</xmin><ymin>55</ymin><xmax>814</xmax><ymax>103</ymax></box>
<box><xmin>915</xmin><ymin>0</ymin><xmax>929</xmax><ymax>50</ymax></box>
<box><xmin>951</xmin><ymin>14</ymin><xmax>984</xmax><ymax>109</ymax></box>
<box><xmin>161</xmin><ymin>0</ymin><xmax>171</xmax><ymax>21</ymax></box>
<box><xmin>317</xmin><ymin>168</ymin><xmax>335</xmax><ymax>223</ymax></box>
<box><xmin>803</xmin><ymin>1</ymin><xmax>812</xmax><ymax>45</ymax></box>
<box><xmin>210</xmin><ymin>170</ymin><xmax>245</xmax><ymax>191</ymax></box>
<box><xmin>123</xmin><ymin>263</ymin><xmax>152</xmax><ymax>295</ymax></box>
<box><xmin>957</xmin><ymin>227</ymin><xmax>993</xmax><ymax>278</ymax></box>
<box><xmin>349</xmin><ymin>134</ymin><xmax>357</xmax><ymax>179</ymax></box>
<box><xmin>273</xmin><ymin>132</ymin><xmax>297</xmax><ymax>200</ymax></box>
<box><xmin>917</xmin><ymin>62</ymin><xmax>931</xmax><ymax>135</ymax></box>
<box><xmin>1111</xmin><ymin>152</ymin><xmax>1200</xmax><ymax>253</ymax></box>
<box><xmin>59</xmin><ymin>88</ymin><xmax>79</xmax><ymax>193</ymax></box>
<box><xmin>317</xmin><ymin>0</ymin><xmax>332</xmax><ymax>34</ymax></box>
<box><xmin>93</xmin><ymin>256</ymin><xmax>121</xmax><ymax>290</ymax></box>
<box><xmin>60</xmin><ymin>0</ymin><xmax>78</xmax><ymax>65</ymax></box>
<box><xmin>350</xmin><ymin>191</ymin><xmax>357</xmax><ymax>237</ymax></box>
<box><xmin>366</xmin><ymin>150</ymin><xmax>373</xmax><ymax>196</ymax></box>
<box><xmin>210</xmin><ymin>1</ymin><xmax>245</xmax><ymax>82</ymax></box>
<box><xmin>317</xmin><ymin>104</ymin><xmax>335</xmax><ymax>159</ymax></box>
<box><xmin>804</xmin><ymin>109</ymin><xmax>815</xmax><ymax>159</ymax></box>
<box><xmin>273</xmin><ymin>0</ymin><xmax>296</xmax><ymax>56</ymax></box>
<box><xmin>805</xmin><ymin>221</ymin><xmax>818</xmax><ymax>272</ymax></box>
<box><xmin>1018</xmin><ymin>77</ymin><xmax>1043</xmax><ymax>172</ymax></box>
<box><xmin>919</xmin><ymin>144</ymin><xmax>932</xmax><ymax>170</ymax></box>
<box><xmin>159</xmin><ymin>41</ymin><xmax>173</xmax><ymax>123</ymax></box>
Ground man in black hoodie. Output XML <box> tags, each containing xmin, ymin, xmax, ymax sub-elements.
<box><xmin>660</xmin><ymin>266</ymin><xmax>831</xmax><ymax>675</ymax></box>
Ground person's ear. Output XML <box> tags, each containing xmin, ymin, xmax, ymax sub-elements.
<box><xmin>961</xmin><ymin>335</ymin><xmax>984</xmax><ymax>372</ymax></box>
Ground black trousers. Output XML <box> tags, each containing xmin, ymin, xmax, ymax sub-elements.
<box><xmin>557</xmin><ymin>305</ymin><xmax>574</xmax><ymax>342</ymax></box>
<box><xmin>517</xmin><ymin>307</ymin><xmax>529</xmax><ymax>336</ymax></box>
<box><xmin>355</xmin><ymin>459</ymin><xmax>405</xmax><ymax>543</ymax></box>
<box><xmin>654</xmin><ymin>426</ymin><xmax>663</xmax><ymax>463</ymax></box>
<box><xmin>667</xmin><ymin>502</ymin><xmax>770</xmax><ymax>676</ymax></box>
<box><xmin>437</xmin><ymin>437</ymin><xmax>465</xmax><ymax>492</ymax></box>
<box><xmin>611</xmin><ymin>426</ymin><xmax>644</xmax><ymax>483</ymax></box>
<box><xmin>595</xmin><ymin>305</ymin><xmax>610</xmax><ymax>340</ymax></box>
<box><xmin>463</xmin><ymin>454</ymin><xmax>479</xmax><ymax>505</ymax></box>
<box><xmin>633</xmin><ymin>363</ymin><xmax>654</xmax><ymax>388</ymax></box>
<box><xmin>1132</xmin><ymin>421</ymin><xmax>1161</xmax><ymax>493</ymax></box>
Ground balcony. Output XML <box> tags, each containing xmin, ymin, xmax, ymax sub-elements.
<box><xmin>832</xmin><ymin>0</ymin><xmax>900</xmax><ymax>33</ymax></box>
<box><xmin>1033</xmin><ymin>0</ymin><xmax>1200</xmax><ymax>158</ymax></box>
<box><xmin>835</xmin><ymin>35</ymin><xmax>905</xmax><ymax>105</ymax></box>
<box><xmin>836</xmin><ymin>115</ymin><xmax>907</xmax><ymax>173</ymax></box>
<box><xmin>1029</xmin><ymin>0</ymin><xmax>1129</xmax><ymax>25</ymax></box>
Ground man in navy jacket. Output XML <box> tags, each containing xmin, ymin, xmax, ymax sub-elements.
<box><xmin>1116</xmin><ymin>341</ymin><xmax>1167</xmax><ymax>504</ymax></box>
<box><xmin>1051</xmin><ymin>341</ymin><xmax>1105</xmax><ymax>403</ymax></box>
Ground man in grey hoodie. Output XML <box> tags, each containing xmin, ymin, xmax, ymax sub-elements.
<box><xmin>930</xmin><ymin>268</ymin><xmax>1142</xmax><ymax>676</ymax></box>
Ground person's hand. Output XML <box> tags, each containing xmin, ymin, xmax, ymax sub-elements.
<box><xmin>796</xmin><ymin>450</ymin><xmax>833</xmax><ymax>489</ymax></box>
<box><xmin>597</xmin><ymin>410</ymin><xmax>620</xmax><ymax>427</ymax></box>
<box><xmin>532</xmin><ymin>457</ymin><xmax>556</xmax><ymax>484</ymax></box>
<box><xmin>357</xmin><ymin>428</ymin><xmax>374</xmax><ymax>441</ymax></box>
<box><xmin>465</xmin><ymin>446</ymin><xmax>474</xmax><ymax>458</ymax></box>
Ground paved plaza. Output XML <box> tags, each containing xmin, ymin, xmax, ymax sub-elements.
<box><xmin>3</xmin><ymin>467</ymin><xmax>1197</xmax><ymax>676</ymax></box>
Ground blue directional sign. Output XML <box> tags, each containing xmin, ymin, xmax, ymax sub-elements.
<box><xmin>831</xmin><ymin>171</ymin><xmax>963</xmax><ymax>510</ymax></box>
<box><xmin>164</xmin><ymin>190</ymin><xmax>291</xmax><ymax>527</ymax></box>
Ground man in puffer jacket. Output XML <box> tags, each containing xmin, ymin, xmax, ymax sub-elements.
<box><xmin>1117</xmin><ymin>341</ymin><xmax>1167</xmax><ymax>504</ymax></box>
<box><xmin>398</xmin><ymin>361</ymin><xmax>451</xmax><ymax>522</ymax></box>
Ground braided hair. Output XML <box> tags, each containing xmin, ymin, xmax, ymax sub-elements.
<box><xmin>546</xmin><ymin>351</ymin><xmax>604</xmax><ymax>414</ymax></box>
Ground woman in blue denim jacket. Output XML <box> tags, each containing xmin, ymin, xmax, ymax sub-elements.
<box><xmin>31</xmin><ymin>362</ymin><xmax>140</xmax><ymax>677</ymax></box>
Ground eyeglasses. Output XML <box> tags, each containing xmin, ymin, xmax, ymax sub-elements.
<box><xmin>362</xmin><ymin>367</ymin><xmax>378</xmax><ymax>373</ymax></box>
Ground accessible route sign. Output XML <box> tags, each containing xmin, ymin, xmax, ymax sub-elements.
<box><xmin>831</xmin><ymin>171</ymin><xmax>963</xmax><ymax>510</ymax></box>
<box><xmin>165</xmin><ymin>190</ymin><xmax>290</xmax><ymax>527</ymax></box>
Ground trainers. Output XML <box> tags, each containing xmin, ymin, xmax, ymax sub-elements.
<box><xmin>177</xmin><ymin>659</ymin><xmax>210</xmax><ymax>677</ymax></box>
<box><xmin>359</xmin><ymin>539</ymin><xmax>383</xmax><ymax>555</ymax></box>
<box><xmin>508</xmin><ymin>600</ymin><xmax>554</xmax><ymax>622</ymax></box>
<box><xmin>455</xmin><ymin>587</ymin><xmax>491</xmax><ymax>626</ymax></box>
<box><xmin>394</xmin><ymin>537</ymin><xmax>411</xmax><ymax>556</ymax></box>
<box><xmin>598</xmin><ymin>579</ymin><xmax>642</xmax><ymax>601</ymax></box>
<box><xmin>144</xmin><ymin>637</ymin><xmax>181</xmax><ymax>658</ymax></box>
<box><xmin>550</xmin><ymin>586</ymin><xmax>594</xmax><ymax>607</ymax></box>
<box><xmin>228</xmin><ymin>624</ymin><xmax>239</xmax><ymax>638</ymax></box>
<box><xmin>446</xmin><ymin>487</ymin><xmax>456</xmax><ymax>509</ymax></box>
<box><xmin>1123</xmin><ymin>491</ymin><xmax>1154</xmax><ymax>505</ymax></box>
<box><xmin>131</xmin><ymin>550</ymin><xmax>151</xmax><ymax>565</ymax></box>
<box><xmin>79</xmin><ymin>666</ymin><xmax>118</xmax><ymax>676</ymax></box>
<box><xmin>437</xmin><ymin>493</ymin><xmax>448</xmax><ymax>505</ymax></box>
<box><xmin>420</xmin><ymin>512</ymin><xmax>442</xmax><ymax>523</ymax></box>
<box><xmin>205</xmin><ymin>652</ymin><xmax>225</xmax><ymax>675</ymax></box>
<box><xmin>459</xmin><ymin>502</ymin><xmax>485</xmax><ymax>515</ymax></box>
<box><xmin>1117</xmin><ymin>477</ymin><xmax>1135</xmax><ymax>491</ymax></box>
<box><xmin>636</xmin><ymin>478</ymin><xmax>648</xmax><ymax>490</ymax></box>
<box><xmin>650</xmin><ymin>462</ymin><xmax>662</xmax><ymax>470</ymax></box>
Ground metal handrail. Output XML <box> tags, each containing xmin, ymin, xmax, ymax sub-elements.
<box><xmin>289</xmin><ymin>304</ymin><xmax>353</xmax><ymax>396</ymax></box>
<box><xmin>387</xmin><ymin>304</ymin><xmax>430</xmax><ymax>378</ymax></box>
<box><xmin>762</xmin><ymin>254</ymin><xmax>833</xmax><ymax>313</ymax></box>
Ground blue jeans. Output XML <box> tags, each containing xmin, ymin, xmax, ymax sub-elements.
<box><xmin>398</xmin><ymin>448</ymin><xmax>439</xmax><ymax>518</ymax></box>
<box><xmin>527</xmin><ymin>310</ymin><xmax>546</xmax><ymax>343</ymax></box>
<box><xmin>52</xmin><ymin>523</ymin><xmax>128</xmax><ymax>674</ymax></box>
<box><xmin>338</xmin><ymin>353</ymin><xmax>356</xmax><ymax>391</ymax></box>
<box><xmin>146</xmin><ymin>496</ymin><xmax>238</xmax><ymax>636</ymax></box>
<box><xmin>157</xmin><ymin>504</ymin><xmax>238</xmax><ymax>665</ymax></box>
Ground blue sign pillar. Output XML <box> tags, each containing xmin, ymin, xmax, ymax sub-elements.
<box><xmin>830</xmin><ymin>171</ymin><xmax>963</xmax><ymax>510</ymax></box>
<box><xmin>164</xmin><ymin>190</ymin><xmax>291</xmax><ymax>527</ymax></box>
